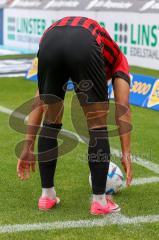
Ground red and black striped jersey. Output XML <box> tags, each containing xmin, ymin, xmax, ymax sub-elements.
<box><xmin>41</xmin><ymin>16</ymin><xmax>130</xmax><ymax>84</ymax></box>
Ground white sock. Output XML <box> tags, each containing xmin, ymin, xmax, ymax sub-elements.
<box><xmin>93</xmin><ymin>194</ymin><xmax>107</xmax><ymax>206</ymax></box>
<box><xmin>42</xmin><ymin>187</ymin><xmax>56</xmax><ymax>200</ymax></box>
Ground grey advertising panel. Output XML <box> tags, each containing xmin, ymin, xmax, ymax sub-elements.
<box><xmin>4</xmin><ymin>0</ymin><xmax>159</xmax><ymax>13</ymax></box>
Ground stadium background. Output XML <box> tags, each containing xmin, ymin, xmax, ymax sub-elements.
<box><xmin>0</xmin><ymin>1</ymin><xmax>159</xmax><ymax>239</ymax></box>
<box><xmin>0</xmin><ymin>0</ymin><xmax>159</xmax><ymax>110</ymax></box>
<box><xmin>1</xmin><ymin>0</ymin><xmax>159</xmax><ymax>69</ymax></box>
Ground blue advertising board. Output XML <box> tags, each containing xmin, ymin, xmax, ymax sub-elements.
<box><xmin>108</xmin><ymin>74</ymin><xmax>159</xmax><ymax>111</ymax></box>
<box><xmin>0</xmin><ymin>9</ymin><xmax>3</xmax><ymax>45</ymax></box>
<box><xmin>130</xmin><ymin>74</ymin><xmax>159</xmax><ymax>111</ymax></box>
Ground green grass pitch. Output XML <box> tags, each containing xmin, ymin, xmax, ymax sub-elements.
<box><xmin>0</xmin><ymin>66</ymin><xmax>159</xmax><ymax>239</ymax></box>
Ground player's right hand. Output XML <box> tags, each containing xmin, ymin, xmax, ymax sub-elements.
<box><xmin>17</xmin><ymin>148</ymin><xmax>36</xmax><ymax>180</ymax></box>
<box><xmin>121</xmin><ymin>154</ymin><xmax>133</xmax><ymax>187</ymax></box>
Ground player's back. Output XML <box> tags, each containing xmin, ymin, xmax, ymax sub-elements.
<box><xmin>40</xmin><ymin>16</ymin><xmax>129</xmax><ymax>83</ymax></box>
<box><xmin>41</xmin><ymin>16</ymin><xmax>102</xmax><ymax>45</ymax></box>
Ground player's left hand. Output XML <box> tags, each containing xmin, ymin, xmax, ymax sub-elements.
<box><xmin>121</xmin><ymin>154</ymin><xmax>133</xmax><ymax>187</ymax></box>
<box><xmin>17</xmin><ymin>149</ymin><xmax>36</xmax><ymax>180</ymax></box>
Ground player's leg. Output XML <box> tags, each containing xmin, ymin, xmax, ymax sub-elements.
<box><xmin>82</xmin><ymin>103</ymin><xmax>120</xmax><ymax>214</ymax></box>
<box><xmin>38</xmin><ymin>101</ymin><xmax>64</xmax><ymax>205</ymax></box>
<box><xmin>68</xmin><ymin>27</ymin><xmax>120</xmax><ymax>214</ymax></box>
<box><xmin>82</xmin><ymin>102</ymin><xmax>109</xmax><ymax>196</ymax></box>
<box><xmin>37</xmin><ymin>28</ymin><xmax>69</xmax><ymax>210</ymax></box>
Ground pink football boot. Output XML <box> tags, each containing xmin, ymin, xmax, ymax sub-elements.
<box><xmin>38</xmin><ymin>197</ymin><xmax>60</xmax><ymax>211</ymax></box>
<box><xmin>90</xmin><ymin>196</ymin><xmax>120</xmax><ymax>215</ymax></box>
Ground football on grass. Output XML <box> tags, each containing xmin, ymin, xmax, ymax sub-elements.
<box><xmin>89</xmin><ymin>162</ymin><xmax>124</xmax><ymax>194</ymax></box>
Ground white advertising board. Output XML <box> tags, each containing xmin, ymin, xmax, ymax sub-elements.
<box><xmin>3</xmin><ymin>8</ymin><xmax>159</xmax><ymax>69</ymax></box>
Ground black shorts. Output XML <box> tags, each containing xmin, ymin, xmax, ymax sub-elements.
<box><xmin>38</xmin><ymin>26</ymin><xmax>108</xmax><ymax>105</ymax></box>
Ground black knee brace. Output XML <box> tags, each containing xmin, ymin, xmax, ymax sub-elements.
<box><xmin>88</xmin><ymin>127</ymin><xmax>110</xmax><ymax>194</ymax></box>
<box><xmin>38</xmin><ymin>122</ymin><xmax>62</xmax><ymax>188</ymax></box>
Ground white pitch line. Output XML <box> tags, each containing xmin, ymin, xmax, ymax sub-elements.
<box><xmin>122</xmin><ymin>177</ymin><xmax>159</xmax><ymax>188</ymax></box>
<box><xmin>0</xmin><ymin>105</ymin><xmax>159</xmax><ymax>174</ymax></box>
<box><xmin>0</xmin><ymin>73</ymin><xmax>25</xmax><ymax>78</ymax></box>
<box><xmin>0</xmin><ymin>105</ymin><xmax>27</xmax><ymax>120</ymax></box>
<box><xmin>0</xmin><ymin>213</ymin><xmax>159</xmax><ymax>233</ymax></box>
<box><xmin>133</xmin><ymin>157</ymin><xmax>159</xmax><ymax>175</ymax></box>
<box><xmin>111</xmin><ymin>148</ymin><xmax>159</xmax><ymax>175</ymax></box>
<box><xmin>131</xmin><ymin>176</ymin><xmax>159</xmax><ymax>186</ymax></box>
<box><xmin>61</xmin><ymin>129</ymin><xmax>85</xmax><ymax>143</ymax></box>
<box><xmin>0</xmin><ymin>106</ymin><xmax>13</xmax><ymax>115</ymax></box>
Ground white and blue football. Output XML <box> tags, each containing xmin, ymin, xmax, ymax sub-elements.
<box><xmin>89</xmin><ymin>162</ymin><xmax>124</xmax><ymax>194</ymax></box>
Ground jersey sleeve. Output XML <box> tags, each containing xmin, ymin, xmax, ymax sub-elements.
<box><xmin>100</xmin><ymin>27</ymin><xmax>130</xmax><ymax>85</ymax></box>
<box><xmin>112</xmin><ymin>52</ymin><xmax>130</xmax><ymax>85</ymax></box>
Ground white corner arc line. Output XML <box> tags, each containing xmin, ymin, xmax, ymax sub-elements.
<box><xmin>122</xmin><ymin>177</ymin><xmax>159</xmax><ymax>188</ymax></box>
<box><xmin>0</xmin><ymin>214</ymin><xmax>159</xmax><ymax>233</ymax></box>
<box><xmin>111</xmin><ymin>148</ymin><xmax>159</xmax><ymax>175</ymax></box>
<box><xmin>0</xmin><ymin>105</ymin><xmax>27</xmax><ymax>121</ymax></box>
<box><xmin>0</xmin><ymin>105</ymin><xmax>159</xmax><ymax>174</ymax></box>
<box><xmin>0</xmin><ymin>106</ymin><xmax>13</xmax><ymax>115</ymax></box>
<box><xmin>61</xmin><ymin>129</ymin><xmax>85</xmax><ymax>143</ymax></box>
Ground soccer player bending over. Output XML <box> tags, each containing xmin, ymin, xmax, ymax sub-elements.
<box><xmin>17</xmin><ymin>16</ymin><xmax>132</xmax><ymax>215</ymax></box>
